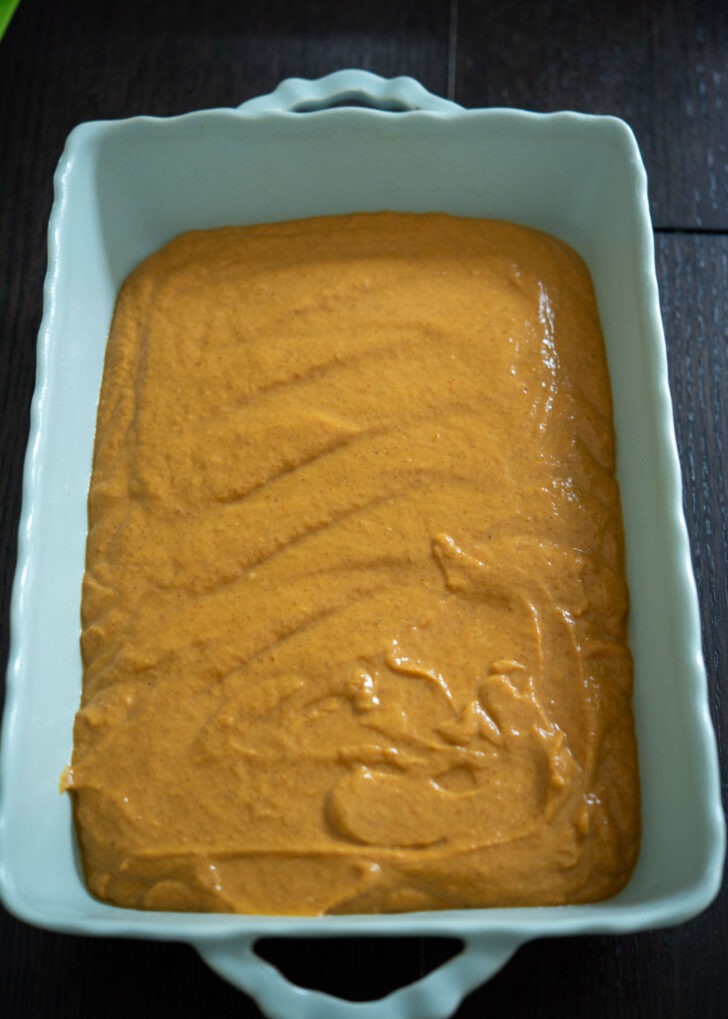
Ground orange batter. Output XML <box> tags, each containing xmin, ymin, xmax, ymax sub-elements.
<box><xmin>67</xmin><ymin>213</ymin><xmax>640</xmax><ymax>914</ymax></box>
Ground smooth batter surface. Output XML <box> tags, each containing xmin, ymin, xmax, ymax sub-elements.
<box><xmin>67</xmin><ymin>213</ymin><xmax>640</xmax><ymax>914</ymax></box>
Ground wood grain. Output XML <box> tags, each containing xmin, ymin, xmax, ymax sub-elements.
<box><xmin>456</xmin><ymin>0</ymin><xmax>728</xmax><ymax>230</ymax></box>
<box><xmin>1</xmin><ymin>1</ymin><xmax>725</xmax><ymax>1017</ymax></box>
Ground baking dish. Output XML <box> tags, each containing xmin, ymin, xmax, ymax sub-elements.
<box><xmin>0</xmin><ymin>70</ymin><xmax>724</xmax><ymax>1019</ymax></box>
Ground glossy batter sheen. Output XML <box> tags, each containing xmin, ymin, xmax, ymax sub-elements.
<box><xmin>67</xmin><ymin>213</ymin><xmax>640</xmax><ymax>914</ymax></box>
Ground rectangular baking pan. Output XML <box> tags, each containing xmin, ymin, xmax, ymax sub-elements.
<box><xmin>1</xmin><ymin>71</ymin><xmax>724</xmax><ymax>1019</ymax></box>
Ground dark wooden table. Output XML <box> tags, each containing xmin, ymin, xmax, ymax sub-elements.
<box><xmin>1</xmin><ymin>1</ymin><xmax>726</xmax><ymax>1016</ymax></box>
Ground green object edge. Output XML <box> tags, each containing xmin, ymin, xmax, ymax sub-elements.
<box><xmin>0</xmin><ymin>0</ymin><xmax>22</xmax><ymax>43</ymax></box>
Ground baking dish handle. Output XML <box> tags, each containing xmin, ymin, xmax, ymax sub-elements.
<box><xmin>237</xmin><ymin>69</ymin><xmax>462</xmax><ymax>114</ymax></box>
<box><xmin>196</xmin><ymin>932</ymin><xmax>522</xmax><ymax>1019</ymax></box>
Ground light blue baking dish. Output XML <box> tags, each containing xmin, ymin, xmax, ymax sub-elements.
<box><xmin>0</xmin><ymin>71</ymin><xmax>724</xmax><ymax>1019</ymax></box>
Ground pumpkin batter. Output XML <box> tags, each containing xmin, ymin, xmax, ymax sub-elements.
<box><xmin>67</xmin><ymin>213</ymin><xmax>640</xmax><ymax>914</ymax></box>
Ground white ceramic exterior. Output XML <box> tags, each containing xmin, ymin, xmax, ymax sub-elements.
<box><xmin>0</xmin><ymin>71</ymin><xmax>724</xmax><ymax>1019</ymax></box>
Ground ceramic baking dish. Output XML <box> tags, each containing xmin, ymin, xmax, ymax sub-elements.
<box><xmin>1</xmin><ymin>70</ymin><xmax>724</xmax><ymax>1019</ymax></box>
